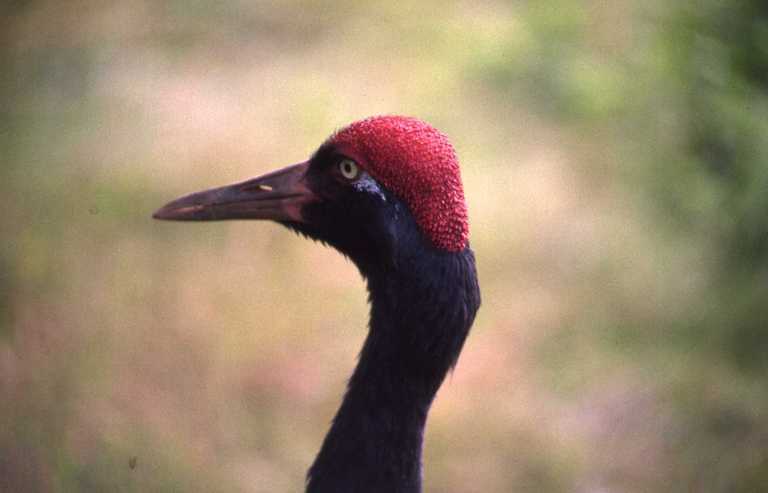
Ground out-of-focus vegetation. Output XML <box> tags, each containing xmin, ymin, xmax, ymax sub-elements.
<box><xmin>2</xmin><ymin>1</ymin><xmax>767</xmax><ymax>491</ymax></box>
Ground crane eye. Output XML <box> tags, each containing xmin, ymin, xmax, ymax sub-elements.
<box><xmin>338</xmin><ymin>159</ymin><xmax>359</xmax><ymax>180</ymax></box>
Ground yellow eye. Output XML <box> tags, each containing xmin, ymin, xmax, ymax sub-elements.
<box><xmin>338</xmin><ymin>159</ymin><xmax>359</xmax><ymax>180</ymax></box>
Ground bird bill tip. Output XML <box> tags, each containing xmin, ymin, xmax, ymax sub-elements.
<box><xmin>152</xmin><ymin>197</ymin><xmax>210</xmax><ymax>221</ymax></box>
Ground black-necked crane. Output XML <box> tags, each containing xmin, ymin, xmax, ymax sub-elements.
<box><xmin>154</xmin><ymin>116</ymin><xmax>481</xmax><ymax>493</ymax></box>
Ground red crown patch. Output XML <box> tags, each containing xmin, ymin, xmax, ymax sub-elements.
<box><xmin>329</xmin><ymin>116</ymin><xmax>469</xmax><ymax>252</ymax></box>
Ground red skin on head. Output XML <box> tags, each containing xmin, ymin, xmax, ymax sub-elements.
<box><xmin>329</xmin><ymin>116</ymin><xmax>469</xmax><ymax>252</ymax></box>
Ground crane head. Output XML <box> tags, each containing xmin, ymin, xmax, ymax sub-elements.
<box><xmin>153</xmin><ymin>116</ymin><xmax>470</xmax><ymax>267</ymax></box>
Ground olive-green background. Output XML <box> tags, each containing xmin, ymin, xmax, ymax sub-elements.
<box><xmin>3</xmin><ymin>1</ymin><xmax>767</xmax><ymax>491</ymax></box>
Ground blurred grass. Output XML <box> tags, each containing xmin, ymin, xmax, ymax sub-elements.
<box><xmin>2</xmin><ymin>1</ymin><xmax>768</xmax><ymax>492</ymax></box>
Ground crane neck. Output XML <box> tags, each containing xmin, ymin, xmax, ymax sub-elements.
<box><xmin>306</xmin><ymin>248</ymin><xmax>480</xmax><ymax>493</ymax></box>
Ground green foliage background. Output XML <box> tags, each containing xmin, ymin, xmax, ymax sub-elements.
<box><xmin>2</xmin><ymin>1</ymin><xmax>767</xmax><ymax>491</ymax></box>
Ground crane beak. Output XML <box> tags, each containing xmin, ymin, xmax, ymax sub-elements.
<box><xmin>153</xmin><ymin>161</ymin><xmax>316</xmax><ymax>222</ymax></box>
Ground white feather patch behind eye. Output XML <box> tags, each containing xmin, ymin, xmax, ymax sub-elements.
<box><xmin>352</xmin><ymin>174</ymin><xmax>387</xmax><ymax>202</ymax></box>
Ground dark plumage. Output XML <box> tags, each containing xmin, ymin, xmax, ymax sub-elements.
<box><xmin>154</xmin><ymin>116</ymin><xmax>481</xmax><ymax>493</ymax></box>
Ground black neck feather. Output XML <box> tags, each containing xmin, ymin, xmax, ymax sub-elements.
<box><xmin>306</xmin><ymin>246</ymin><xmax>480</xmax><ymax>493</ymax></box>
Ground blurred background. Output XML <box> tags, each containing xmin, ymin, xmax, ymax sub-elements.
<box><xmin>2</xmin><ymin>1</ymin><xmax>768</xmax><ymax>491</ymax></box>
